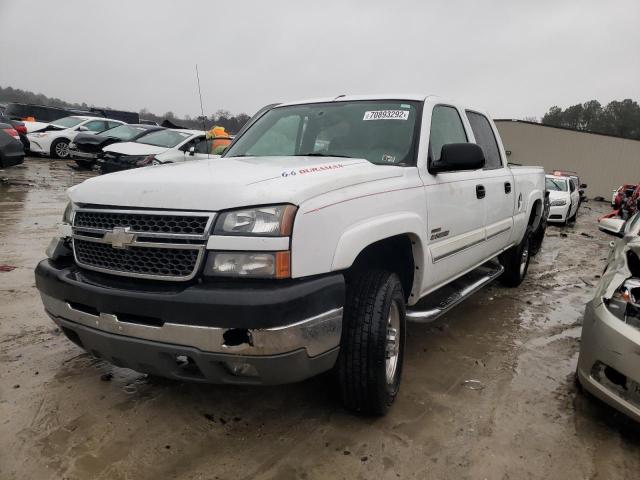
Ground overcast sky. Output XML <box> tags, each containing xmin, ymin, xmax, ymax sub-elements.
<box><xmin>1</xmin><ymin>0</ymin><xmax>638</xmax><ymax>119</ymax></box>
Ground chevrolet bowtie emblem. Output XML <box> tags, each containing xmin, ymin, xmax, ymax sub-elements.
<box><xmin>103</xmin><ymin>226</ymin><xmax>135</xmax><ymax>249</ymax></box>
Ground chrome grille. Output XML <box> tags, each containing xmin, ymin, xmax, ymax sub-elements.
<box><xmin>71</xmin><ymin>208</ymin><xmax>215</xmax><ymax>281</ymax></box>
<box><xmin>74</xmin><ymin>210</ymin><xmax>210</xmax><ymax>236</ymax></box>
<box><xmin>74</xmin><ymin>240</ymin><xmax>200</xmax><ymax>277</ymax></box>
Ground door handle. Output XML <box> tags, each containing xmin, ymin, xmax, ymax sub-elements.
<box><xmin>476</xmin><ymin>185</ymin><xmax>486</xmax><ymax>199</ymax></box>
<box><xmin>504</xmin><ymin>182</ymin><xmax>512</xmax><ymax>194</ymax></box>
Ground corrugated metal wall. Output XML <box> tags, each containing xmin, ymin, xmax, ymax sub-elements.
<box><xmin>496</xmin><ymin>120</ymin><xmax>640</xmax><ymax>199</ymax></box>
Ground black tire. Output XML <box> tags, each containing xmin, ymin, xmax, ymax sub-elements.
<box><xmin>569</xmin><ymin>206</ymin><xmax>578</xmax><ymax>223</ymax></box>
<box><xmin>50</xmin><ymin>138</ymin><xmax>70</xmax><ymax>159</ymax></box>
<box><xmin>529</xmin><ymin>221</ymin><xmax>546</xmax><ymax>256</ymax></box>
<box><xmin>337</xmin><ymin>270</ymin><xmax>406</xmax><ymax>416</ymax></box>
<box><xmin>499</xmin><ymin>226</ymin><xmax>533</xmax><ymax>287</ymax></box>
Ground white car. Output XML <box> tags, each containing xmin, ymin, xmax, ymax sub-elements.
<box><xmin>546</xmin><ymin>174</ymin><xmax>580</xmax><ymax>224</ymax></box>
<box><xmin>27</xmin><ymin>116</ymin><xmax>124</xmax><ymax>158</ymax></box>
<box><xmin>98</xmin><ymin>129</ymin><xmax>215</xmax><ymax>173</ymax></box>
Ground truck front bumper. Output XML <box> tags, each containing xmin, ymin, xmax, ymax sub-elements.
<box><xmin>35</xmin><ymin>259</ymin><xmax>344</xmax><ymax>385</ymax></box>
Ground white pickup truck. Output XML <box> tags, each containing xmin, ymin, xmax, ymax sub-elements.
<box><xmin>35</xmin><ymin>94</ymin><xmax>545</xmax><ymax>415</ymax></box>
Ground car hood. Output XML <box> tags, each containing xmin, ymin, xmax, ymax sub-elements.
<box><xmin>69</xmin><ymin>156</ymin><xmax>403</xmax><ymax>210</ymax></box>
<box><xmin>74</xmin><ymin>132</ymin><xmax>110</xmax><ymax>146</ymax></box>
<box><xmin>548</xmin><ymin>189</ymin><xmax>569</xmax><ymax>201</ymax></box>
<box><xmin>103</xmin><ymin>142</ymin><xmax>169</xmax><ymax>156</ymax></box>
<box><xmin>596</xmin><ymin>237</ymin><xmax>640</xmax><ymax>301</ymax></box>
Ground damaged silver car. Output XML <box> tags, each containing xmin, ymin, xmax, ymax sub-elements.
<box><xmin>577</xmin><ymin>215</ymin><xmax>640</xmax><ymax>422</ymax></box>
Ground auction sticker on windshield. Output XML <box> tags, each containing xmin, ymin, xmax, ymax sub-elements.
<box><xmin>363</xmin><ymin>110</ymin><xmax>409</xmax><ymax>121</ymax></box>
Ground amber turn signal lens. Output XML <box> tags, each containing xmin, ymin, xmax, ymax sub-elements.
<box><xmin>275</xmin><ymin>251</ymin><xmax>291</xmax><ymax>279</ymax></box>
<box><xmin>279</xmin><ymin>205</ymin><xmax>298</xmax><ymax>236</ymax></box>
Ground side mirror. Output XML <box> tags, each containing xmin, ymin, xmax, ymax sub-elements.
<box><xmin>188</xmin><ymin>146</ymin><xmax>196</xmax><ymax>156</ymax></box>
<box><xmin>599</xmin><ymin>218</ymin><xmax>626</xmax><ymax>238</ymax></box>
<box><xmin>580</xmin><ymin>183</ymin><xmax>587</xmax><ymax>189</ymax></box>
<box><xmin>429</xmin><ymin>143</ymin><xmax>485</xmax><ymax>174</ymax></box>
<box><xmin>78</xmin><ymin>126</ymin><xmax>89</xmax><ymax>132</ymax></box>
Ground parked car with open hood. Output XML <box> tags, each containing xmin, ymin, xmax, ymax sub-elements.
<box><xmin>98</xmin><ymin>128</ymin><xmax>211</xmax><ymax>173</ymax></box>
<box><xmin>545</xmin><ymin>174</ymin><xmax>580</xmax><ymax>225</ymax></box>
<box><xmin>69</xmin><ymin>124</ymin><xmax>165</xmax><ymax>169</ymax></box>
<box><xmin>35</xmin><ymin>94</ymin><xmax>546</xmax><ymax>415</ymax></box>
<box><xmin>577</xmin><ymin>214</ymin><xmax>640</xmax><ymax>423</ymax></box>
<box><xmin>27</xmin><ymin>116</ymin><xmax>125</xmax><ymax>159</ymax></box>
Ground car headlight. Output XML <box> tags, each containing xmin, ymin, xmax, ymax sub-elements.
<box><xmin>214</xmin><ymin>205</ymin><xmax>297</xmax><ymax>236</ymax></box>
<box><xmin>605</xmin><ymin>277</ymin><xmax>640</xmax><ymax>329</ymax></box>
<box><xmin>550</xmin><ymin>199</ymin><xmax>567</xmax><ymax>206</ymax></box>
<box><xmin>62</xmin><ymin>201</ymin><xmax>76</xmax><ymax>224</ymax></box>
<box><xmin>204</xmin><ymin>251</ymin><xmax>290</xmax><ymax>279</ymax></box>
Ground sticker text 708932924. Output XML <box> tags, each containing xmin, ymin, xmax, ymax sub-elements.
<box><xmin>363</xmin><ymin>110</ymin><xmax>410</xmax><ymax>121</ymax></box>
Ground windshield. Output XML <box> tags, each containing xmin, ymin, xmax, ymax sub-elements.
<box><xmin>136</xmin><ymin>129</ymin><xmax>191</xmax><ymax>148</ymax></box>
<box><xmin>546</xmin><ymin>177</ymin><xmax>568</xmax><ymax>192</ymax></box>
<box><xmin>225</xmin><ymin>100</ymin><xmax>421</xmax><ymax>165</ymax></box>
<box><xmin>52</xmin><ymin>116</ymin><xmax>85</xmax><ymax>128</ymax></box>
<box><xmin>105</xmin><ymin>125</ymin><xmax>149</xmax><ymax>141</ymax></box>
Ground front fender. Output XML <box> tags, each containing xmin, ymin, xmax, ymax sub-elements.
<box><xmin>331</xmin><ymin>212</ymin><xmax>426</xmax><ymax>297</ymax></box>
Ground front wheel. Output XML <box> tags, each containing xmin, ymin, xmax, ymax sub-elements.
<box><xmin>51</xmin><ymin>138</ymin><xmax>70</xmax><ymax>159</ymax></box>
<box><xmin>499</xmin><ymin>226</ymin><xmax>532</xmax><ymax>287</ymax></box>
<box><xmin>337</xmin><ymin>270</ymin><xmax>406</xmax><ymax>416</ymax></box>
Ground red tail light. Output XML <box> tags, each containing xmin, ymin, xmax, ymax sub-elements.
<box><xmin>14</xmin><ymin>125</ymin><xmax>27</xmax><ymax>135</ymax></box>
<box><xmin>2</xmin><ymin>128</ymin><xmax>19</xmax><ymax>140</ymax></box>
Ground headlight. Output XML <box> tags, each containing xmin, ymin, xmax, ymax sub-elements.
<box><xmin>550</xmin><ymin>199</ymin><xmax>567</xmax><ymax>206</ymax></box>
<box><xmin>214</xmin><ymin>205</ymin><xmax>297</xmax><ymax>236</ymax></box>
<box><xmin>204</xmin><ymin>251</ymin><xmax>290</xmax><ymax>278</ymax></box>
<box><xmin>605</xmin><ymin>278</ymin><xmax>640</xmax><ymax>329</ymax></box>
<box><xmin>62</xmin><ymin>201</ymin><xmax>76</xmax><ymax>224</ymax></box>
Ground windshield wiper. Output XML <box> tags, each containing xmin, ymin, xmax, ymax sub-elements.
<box><xmin>295</xmin><ymin>153</ymin><xmax>353</xmax><ymax>158</ymax></box>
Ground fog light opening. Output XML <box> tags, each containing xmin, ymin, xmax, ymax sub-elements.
<box><xmin>223</xmin><ymin>328</ymin><xmax>253</xmax><ymax>347</ymax></box>
<box><xmin>604</xmin><ymin>366</ymin><xmax>628</xmax><ymax>389</ymax></box>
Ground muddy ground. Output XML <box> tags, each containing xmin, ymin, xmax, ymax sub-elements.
<box><xmin>1</xmin><ymin>158</ymin><xmax>639</xmax><ymax>480</ymax></box>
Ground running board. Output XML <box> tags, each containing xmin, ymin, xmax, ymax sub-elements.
<box><xmin>406</xmin><ymin>259</ymin><xmax>504</xmax><ymax>323</ymax></box>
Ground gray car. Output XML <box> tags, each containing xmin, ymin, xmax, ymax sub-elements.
<box><xmin>577</xmin><ymin>214</ymin><xmax>640</xmax><ymax>422</ymax></box>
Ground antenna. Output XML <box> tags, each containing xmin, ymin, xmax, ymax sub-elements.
<box><xmin>195</xmin><ymin>64</ymin><xmax>210</xmax><ymax>158</ymax></box>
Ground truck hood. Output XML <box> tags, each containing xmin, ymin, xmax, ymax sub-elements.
<box><xmin>69</xmin><ymin>156</ymin><xmax>403</xmax><ymax>210</ymax></box>
<box><xmin>103</xmin><ymin>142</ymin><xmax>168</xmax><ymax>156</ymax></box>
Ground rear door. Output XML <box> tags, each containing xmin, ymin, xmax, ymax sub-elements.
<box><xmin>423</xmin><ymin>104</ymin><xmax>488</xmax><ymax>289</ymax></box>
<box><xmin>465</xmin><ymin>111</ymin><xmax>514</xmax><ymax>257</ymax></box>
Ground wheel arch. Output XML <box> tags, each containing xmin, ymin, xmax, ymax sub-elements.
<box><xmin>331</xmin><ymin>213</ymin><xmax>426</xmax><ymax>302</ymax></box>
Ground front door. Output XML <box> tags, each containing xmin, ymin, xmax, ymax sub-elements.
<box><xmin>422</xmin><ymin>104</ymin><xmax>487</xmax><ymax>292</ymax></box>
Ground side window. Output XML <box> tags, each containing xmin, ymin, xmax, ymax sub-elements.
<box><xmin>194</xmin><ymin>137</ymin><xmax>213</xmax><ymax>154</ymax></box>
<box><xmin>83</xmin><ymin>120</ymin><xmax>107</xmax><ymax>132</ymax></box>
<box><xmin>429</xmin><ymin>105</ymin><xmax>467</xmax><ymax>162</ymax></box>
<box><xmin>569</xmin><ymin>179</ymin><xmax>576</xmax><ymax>192</ymax></box>
<box><xmin>107</xmin><ymin>121</ymin><xmax>121</xmax><ymax>129</ymax></box>
<box><xmin>466</xmin><ymin>111</ymin><xmax>502</xmax><ymax>169</ymax></box>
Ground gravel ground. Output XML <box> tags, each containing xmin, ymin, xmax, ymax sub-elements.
<box><xmin>1</xmin><ymin>158</ymin><xmax>639</xmax><ymax>480</ymax></box>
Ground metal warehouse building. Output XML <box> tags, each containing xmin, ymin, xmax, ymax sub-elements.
<box><xmin>495</xmin><ymin>120</ymin><xmax>640</xmax><ymax>199</ymax></box>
